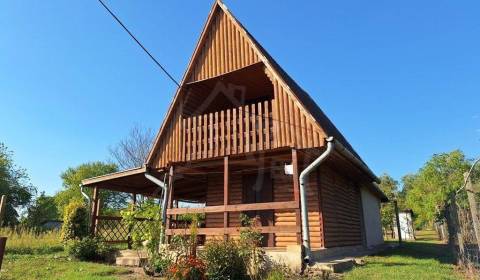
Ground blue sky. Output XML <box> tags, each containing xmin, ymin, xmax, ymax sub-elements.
<box><xmin>1</xmin><ymin>0</ymin><xmax>479</xmax><ymax>195</ymax></box>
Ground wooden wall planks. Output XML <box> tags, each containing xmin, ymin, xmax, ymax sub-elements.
<box><xmin>189</xmin><ymin>9</ymin><xmax>260</xmax><ymax>82</ymax></box>
<box><xmin>320</xmin><ymin>165</ymin><xmax>362</xmax><ymax>248</ymax></box>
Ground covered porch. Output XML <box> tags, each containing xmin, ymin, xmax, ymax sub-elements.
<box><xmin>82</xmin><ymin>147</ymin><xmax>324</xmax><ymax>248</ymax></box>
<box><xmin>82</xmin><ymin>144</ymin><xmax>381</xmax><ymax>250</ymax></box>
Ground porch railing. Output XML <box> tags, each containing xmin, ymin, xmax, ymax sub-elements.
<box><xmin>183</xmin><ymin>100</ymin><xmax>273</xmax><ymax>161</ymax></box>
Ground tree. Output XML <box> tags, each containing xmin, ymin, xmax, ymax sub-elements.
<box><xmin>54</xmin><ymin>162</ymin><xmax>128</xmax><ymax>216</ymax></box>
<box><xmin>109</xmin><ymin>124</ymin><xmax>154</xmax><ymax>170</ymax></box>
<box><xmin>24</xmin><ymin>192</ymin><xmax>58</xmax><ymax>228</ymax></box>
<box><xmin>0</xmin><ymin>142</ymin><xmax>36</xmax><ymax>225</ymax></box>
<box><xmin>378</xmin><ymin>174</ymin><xmax>399</xmax><ymax>236</ymax></box>
<box><xmin>405</xmin><ymin>150</ymin><xmax>470</xmax><ymax>228</ymax></box>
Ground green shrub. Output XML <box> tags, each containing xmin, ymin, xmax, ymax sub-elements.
<box><xmin>145</xmin><ymin>251</ymin><xmax>173</xmax><ymax>276</ymax></box>
<box><xmin>66</xmin><ymin>237</ymin><xmax>112</xmax><ymax>261</ymax></box>
<box><xmin>239</xmin><ymin>214</ymin><xmax>267</xmax><ymax>279</ymax></box>
<box><xmin>61</xmin><ymin>201</ymin><xmax>89</xmax><ymax>242</ymax></box>
<box><xmin>200</xmin><ymin>240</ymin><xmax>247</xmax><ymax>280</ymax></box>
<box><xmin>167</xmin><ymin>255</ymin><xmax>206</xmax><ymax>280</ymax></box>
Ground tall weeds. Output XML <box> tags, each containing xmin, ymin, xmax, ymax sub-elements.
<box><xmin>0</xmin><ymin>227</ymin><xmax>63</xmax><ymax>255</ymax></box>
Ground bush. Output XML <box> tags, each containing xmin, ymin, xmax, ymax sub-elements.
<box><xmin>200</xmin><ymin>240</ymin><xmax>247</xmax><ymax>280</ymax></box>
<box><xmin>167</xmin><ymin>255</ymin><xmax>206</xmax><ymax>280</ymax></box>
<box><xmin>239</xmin><ymin>214</ymin><xmax>267</xmax><ymax>279</ymax></box>
<box><xmin>144</xmin><ymin>251</ymin><xmax>173</xmax><ymax>277</ymax></box>
<box><xmin>61</xmin><ymin>201</ymin><xmax>89</xmax><ymax>242</ymax></box>
<box><xmin>66</xmin><ymin>237</ymin><xmax>111</xmax><ymax>261</ymax></box>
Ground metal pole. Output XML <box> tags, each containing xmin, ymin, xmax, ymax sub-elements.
<box><xmin>394</xmin><ymin>200</ymin><xmax>402</xmax><ymax>245</ymax></box>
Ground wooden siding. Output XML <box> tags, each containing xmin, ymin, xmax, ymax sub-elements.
<box><xmin>153</xmin><ymin>105</ymin><xmax>184</xmax><ymax>169</ymax></box>
<box><xmin>148</xmin><ymin>3</ymin><xmax>329</xmax><ymax>169</ymax></box>
<box><xmin>205</xmin><ymin>173</ymin><xmax>224</xmax><ymax>241</ymax></box>
<box><xmin>320</xmin><ymin>166</ymin><xmax>362</xmax><ymax>247</ymax></box>
<box><xmin>188</xmin><ymin>8</ymin><xmax>260</xmax><ymax>82</ymax></box>
<box><xmin>272</xmin><ymin>169</ymin><xmax>322</xmax><ymax>248</ymax></box>
<box><xmin>266</xmin><ymin>70</ymin><xmax>326</xmax><ymax>150</ymax></box>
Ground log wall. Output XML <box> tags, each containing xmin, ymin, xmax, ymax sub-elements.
<box><xmin>272</xmin><ymin>169</ymin><xmax>323</xmax><ymax>248</ymax></box>
<box><xmin>319</xmin><ymin>166</ymin><xmax>363</xmax><ymax>247</ymax></box>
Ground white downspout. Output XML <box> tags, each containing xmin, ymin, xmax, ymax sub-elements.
<box><xmin>80</xmin><ymin>184</ymin><xmax>91</xmax><ymax>205</ymax></box>
<box><xmin>299</xmin><ymin>136</ymin><xmax>335</xmax><ymax>262</ymax></box>
<box><xmin>145</xmin><ymin>172</ymin><xmax>169</xmax><ymax>243</ymax></box>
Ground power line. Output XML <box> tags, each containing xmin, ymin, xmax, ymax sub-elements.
<box><xmin>97</xmin><ymin>0</ymin><xmax>180</xmax><ymax>87</ymax></box>
<box><xmin>96</xmin><ymin>0</ymin><xmax>319</xmax><ymax>134</ymax></box>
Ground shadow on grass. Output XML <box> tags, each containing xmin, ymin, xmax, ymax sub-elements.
<box><xmin>374</xmin><ymin>241</ymin><xmax>454</xmax><ymax>264</ymax></box>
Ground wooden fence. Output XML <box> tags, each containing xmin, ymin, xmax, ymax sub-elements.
<box><xmin>95</xmin><ymin>216</ymin><xmax>152</xmax><ymax>246</ymax></box>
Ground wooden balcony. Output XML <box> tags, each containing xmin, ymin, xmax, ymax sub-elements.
<box><xmin>183</xmin><ymin>100</ymin><xmax>273</xmax><ymax>161</ymax></box>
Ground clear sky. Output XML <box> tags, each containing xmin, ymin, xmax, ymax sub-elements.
<box><xmin>1</xmin><ymin>0</ymin><xmax>479</xmax><ymax>195</ymax></box>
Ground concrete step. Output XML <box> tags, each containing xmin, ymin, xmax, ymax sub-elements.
<box><xmin>307</xmin><ymin>258</ymin><xmax>357</xmax><ymax>273</ymax></box>
<box><xmin>115</xmin><ymin>256</ymin><xmax>148</xmax><ymax>267</ymax></box>
<box><xmin>115</xmin><ymin>250</ymin><xmax>148</xmax><ymax>267</ymax></box>
<box><xmin>117</xmin><ymin>249</ymin><xmax>148</xmax><ymax>258</ymax></box>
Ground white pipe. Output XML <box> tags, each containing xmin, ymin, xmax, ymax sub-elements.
<box><xmin>145</xmin><ymin>172</ymin><xmax>169</xmax><ymax>243</ymax></box>
<box><xmin>80</xmin><ymin>184</ymin><xmax>91</xmax><ymax>205</ymax></box>
<box><xmin>299</xmin><ymin>136</ymin><xmax>335</xmax><ymax>262</ymax></box>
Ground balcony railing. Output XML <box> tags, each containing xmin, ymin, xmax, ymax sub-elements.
<box><xmin>183</xmin><ymin>100</ymin><xmax>273</xmax><ymax>161</ymax></box>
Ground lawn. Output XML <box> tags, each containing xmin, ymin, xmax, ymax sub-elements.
<box><xmin>343</xmin><ymin>230</ymin><xmax>463</xmax><ymax>280</ymax></box>
<box><xmin>1</xmin><ymin>253</ymin><xmax>133</xmax><ymax>280</ymax></box>
<box><xmin>0</xmin><ymin>229</ymin><xmax>464</xmax><ymax>279</ymax></box>
<box><xmin>0</xmin><ymin>228</ymin><xmax>140</xmax><ymax>280</ymax></box>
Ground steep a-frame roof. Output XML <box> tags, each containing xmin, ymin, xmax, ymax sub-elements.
<box><xmin>146</xmin><ymin>0</ymin><xmax>368</xmax><ymax>172</ymax></box>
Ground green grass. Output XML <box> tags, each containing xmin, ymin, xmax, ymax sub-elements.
<box><xmin>0</xmin><ymin>227</ymin><xmax>137</xmax><ymax>280</ymax></box>
<box><xmin>0</xmin><ymin>228</ymin><xmax>464</xmax><ymax>279</ymax></box>
<box><xmin>0</xmin><ymin>227</ymin><xmax>63</xmax><ymax>255</ymax></box>
<box><xmin>1</xmin><ymin>253</ymin><xmax>132</xmax><ymax>280</ymax></box>
<box><xmin>343</xmin><ymin>230</ymin><xmax>462</xmax><ymax>280</ymax></box>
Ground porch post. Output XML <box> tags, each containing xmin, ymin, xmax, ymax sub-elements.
<box><xmin>165</xmin><ymin>166</ymin><xmax>174</xmax><ymax>243</ymax></box>
<box><xmin>132</xmin><ymin>193</ymin><xmax>137</xmax><ymax>208</ymax></box>
<box><xmin>223</xmin><ymin>156</ymin><xmax>229</xmax><ymax>240</ymax></box>
<box><xmin>90</xmin><ymin>187</ymin><xmax>99</xmax><ymax>236</ymax></box>
<box><xmin>292</xmin><ymin>149</ymin><xmax>302</xmax><ymax>244</ymax></box>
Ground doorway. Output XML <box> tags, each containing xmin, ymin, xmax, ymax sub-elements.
<box><xmin>242</xmin><ymin>172</ymin><xmax>274</xmax><ymax>247</ymax></box>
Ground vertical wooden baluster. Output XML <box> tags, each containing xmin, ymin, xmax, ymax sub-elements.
<box><xmin>204</xmin><ymin>114</ymin><xmax>208</xmax><ymax>158</ymax></box>
<box><xmin>226</xmin><ymin>109</ymin><xmax>231</xmax><ymax>155</ymax></box>
<box><xmin>264</xmin><ymin>101</ymin><xmax>270</xmax><ymax>150</ymax></box>
<box><xmin>192</xmin><ymin>116</ymin><xmax>197</xmax><ymax>160</ymax></box>
<box><xmin>187</xmin><ymin>117</ymin><xmax>191</xmax><ymax>161</ymax></box>
<box><xmin>220</xmin><ymin>110</ymin><xmax>225</xmax><ymax>156</ymax></box>
<box><xmin>215</xmin><ymin>112</ymin><xmax>219</xmax><ymax>157</ymax></box>
<box><xmin>209</xmin><ymin>113</ymin><xmax>213</xmax><ymax>158</ymax></box>
<box><xmin>245</xmin><ymin>105</ymin><xmax>250</xmax><ymax>153</ymax></box>
<box><xmin>251</xmin><ymin>104</ymin><xmax>256</xmax><ymax>152</ymax></box>
<box><xmin>239</xmin><ymin>107</ymin><xmax>244</xmax><ymax>153</ymax></box>
<box><xmin>258</xmin><ymin>102</ymin><xmax>263</xmax><ymax>150</ymax></box>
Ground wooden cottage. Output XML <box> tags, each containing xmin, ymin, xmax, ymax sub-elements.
<box><xmin>83</xmin><ymin>1</ymin><xmax>387</xmax><ymax>265</ymax></box>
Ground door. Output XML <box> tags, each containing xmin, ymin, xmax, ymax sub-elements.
<box><xmin>242</xmin><ymin>172</ymin><xmax>274</xmax><ymax>247</ymax></box>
